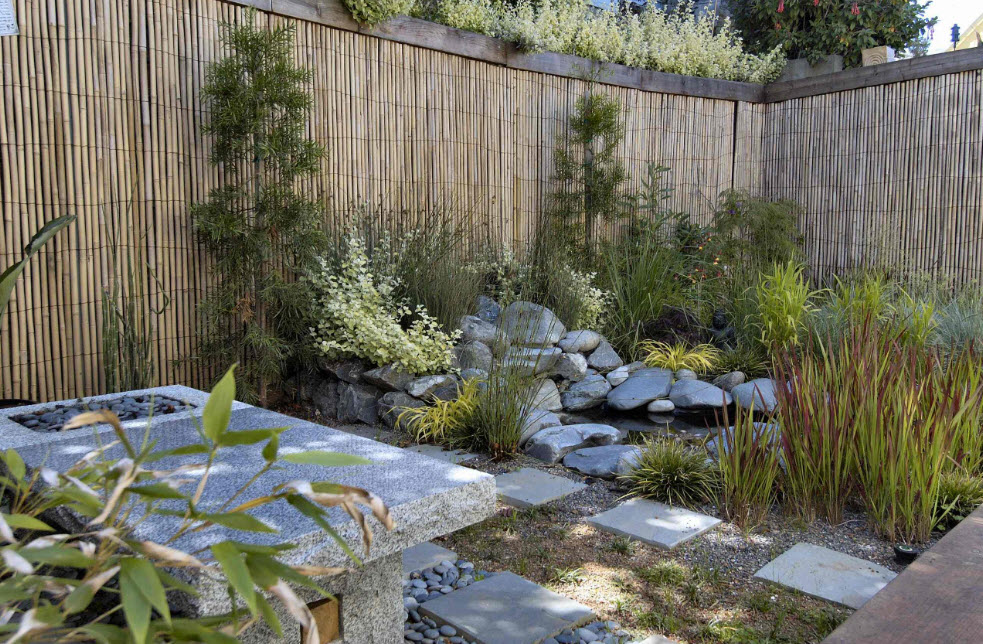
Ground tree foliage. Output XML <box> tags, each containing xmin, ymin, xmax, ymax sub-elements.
<box><xmin>192</xmin><ymin>12</ymin><xmax>327</xmax><ymax>404</ymax></box>
<box><xmin>731</xmin><ymin>0</ymin><xmax>935</xmax><ymax>68</ymax></box>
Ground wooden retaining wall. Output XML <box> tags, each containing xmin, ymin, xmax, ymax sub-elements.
<box><xmin>0</xmin><ymin>0</ymin><xmax>980</xmax><ymax>402</ymax></box>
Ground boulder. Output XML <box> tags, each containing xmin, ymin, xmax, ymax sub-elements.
<box><xmin>675</xmin><ymin>368</ymin><xmax>698</xmax><ymax>381</ymax></box>
<box><xmin>607</xmin><ymin>368</ymin><xmax>673</xmax><ymax>411</ymax></box>
<box><xmin>476</xmin><ymin>295</ymin><xmax>501</xmax><ymax>324</ymax></box>
<box><xmin>337</xmin><ymin>382</ymin><xmax>381</xmax><ymax>424</ymax></box>
<box><xmin>562</xmin><ymin>445</ymin><xmax>643</xmax><ymax>479</ymax></box>
<box><xmin>460</xmin><ymin>368</ymin><xmax>489</xmax><ymax>382</ymax></box>
<box><xmin>377</xmin><ymin>391</ymin><xmax>426</xmax><ymax>431</ymax></box>
<box><xmin>362</xmin><ymin>364</ymin><xmax>413</xmax><ymax>392</ymax></box>
<box><xmin>455</xmin><ymin>340</ymin><xmax>494</xmax><ymax>372</ymax></box>
<box><xmin>558</xmin><ymin>330</ymin><xmax>602</xmax><ymax>353</ymax></box>
<box><xmin>606</xmin><ymin>366</ymin><xmax>630</xmax><ymax>387</ymax></box>
<box><xmin>406</xmin><ymin>374</ymin><xmax>458</xmax><ymax>400</ymax></box>
<box><xmin>551</xmin><ymin>352</ymin><xmax>588</xmax><ymax>381</ymax></box>
<box><xmin>528</xmin><ymin>379</ymin><xmax>562</xmax><ymax>412</ymax></box>
<box><xmin>713</xmin><ymin>371</ymin><xmax>746</xmax><ymax>392</ymax></box>
<box><xmin>625</xmin><ymin>361</ymin><xmax>647</xmax><ymax>373</ymax></box>
<box><xmin>458</xmin><ymin>315</ymin><xmax>499</xmax><ymax>345</ymax></box>
<box><xmin>503</xmin><ymin>346</ymin><xmax>562</xmax><ymax>376</ymax></box>
<box><xmin>560</xmin><ymin>375</ymin><xmax>612</xmax><ymax>411</ymax></box>
<box><xmin>587</xmin><ymin>341</ymin><xmax>623</xmax><ymax>373</ymax></box>
<box><xmin>501</xmin><ymin>301</ymin><xmax>566</xmax><ymax>347</ymax></box>
<box><xmin>309</xmin><ymin>378</ymin><xmax>338</xmax><ymax>418</ymax></box>
<box><xmin>647</xmin><ymin>399</ymin><xmax>675</xmax><ymax>414</ymax></box>
<box><xmin>524</xmin><ymin>423</ymin><xmax>620</xmax><ymax>463</ymax></box>
<box><xmin>731</xmin><ymin>378</ymin><xmax>779</xmax><ymax>414</ymax></box>
<box><xmin>519</xmin><ymin>409</ymin><xmax>563</xmax><ymax>447</ymax></box>
<box><xmin>320</xmin><ymin>359</ymin><xmax>366</xmax><ymax>384</ymax></box>
<box><xmin>669</xmin><ymin>379</ymin><xmax>732</xmax><ymax>411</ymax></box>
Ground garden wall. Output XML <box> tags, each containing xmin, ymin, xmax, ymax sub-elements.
<box><xmin>0</xmin><ymin>0</ymin><xmax>980</xmax><ymax>402</ymax></box>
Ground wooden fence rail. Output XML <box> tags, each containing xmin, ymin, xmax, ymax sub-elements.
<box><xmin>1</xmin><ymin>0</ymin><xmax>981</xmax><ymax>402</ymax></box>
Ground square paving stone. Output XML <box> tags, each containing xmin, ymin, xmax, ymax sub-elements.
<box><xmin>419</xmin><ymin>572</ymin><xmax>594</xmax><ymax>644</ymax></box>
<box><xmin>407</xmin><ymin>443</ymin><xmax>478</xmax><ymax>464</ymax></box>
<box><xmin>753</xmin><ymin>543</ymin><xmax>897</xmax><ymax>609</ymax></box>
<box><xmin>586</xmin><ymin>498</ymin><xmax>721</xmax><ymax>549</ymax></box>
<box><xmin>495</xmin><ymin>468</ymin><xmax>586</xmax><ymax>508</ymax></box>
<box><xmin>402</xmin><ymin>542</ymin><xmax>458</xmax><ymax>578</ymax></box>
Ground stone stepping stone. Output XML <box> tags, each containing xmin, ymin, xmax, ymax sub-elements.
<box><xmin>402</xmin><ymin>542</ymin><xmax>458</xmax><ymax>578</ymax></box>
<box><xmin>407</xmin><ymin>444</ymin><xmax>478</xmax><ymax>464</ymax></box>
<box><xmin>636</xmin><ymin>636</ymin><xmax>681</xmax><ymax>644</ymax></box>
<box><xmin>495</xmin><ymin>468</ymin><xmax>586</xmax><ymax>508</ymax></box>
<box><xmin>586</xmin><ymin>498</ymin><xmax>721</xmax><ymax>549</ymax></box>
<box><xmin>753</xmin><ymin>543</ymin><xmax>896</xmax><ymax>609</ymax></box>
<box><xmin>419</xmin><ymin>571</ymin><xmax>593</xmax><ymax>644</ymax></box>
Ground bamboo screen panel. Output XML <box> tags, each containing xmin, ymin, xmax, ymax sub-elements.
<box><xmin>759</xmin><ymin>70</ymin><xmax>983</xmax><ymax>282</ymax></box>
<box><xmin>0</xmin><ymin>0</ymin><xmax>741</xmax><ymax>402</ymax></box>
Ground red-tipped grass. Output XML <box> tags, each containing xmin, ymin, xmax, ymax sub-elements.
<box><xmin>715</xmin><ymin>400</ymin><xmax>781</xmax><ymax>531</ymax></box>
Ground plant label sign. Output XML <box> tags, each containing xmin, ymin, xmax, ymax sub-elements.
<box><xmin>0</xmin><ymin>0</ymin><xmax>17</xmax><ymax>36</ymax></box>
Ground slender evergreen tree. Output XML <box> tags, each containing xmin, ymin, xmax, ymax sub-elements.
<box><xmin>193</xmin><ymin>11</ymin><xmax>326</xmax><ymax>405</ymax></box>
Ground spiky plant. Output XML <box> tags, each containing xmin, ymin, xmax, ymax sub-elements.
<box><xmin>638</xmin><ymin>341</ymin><xmax>722</xmax><ymax>373</ymax></box>
<box><xmin>192</xmin><ymin>11</ymin><xmax>327</xmax><ymax>405</ymax></box>
<box><xmin>620</xmin><ymin>439</ymin><xmax>719</xmax><ymax>508</ymax></box>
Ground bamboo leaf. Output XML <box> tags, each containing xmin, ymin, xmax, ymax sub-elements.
<box><xmin>203</xmin><ymin>365</ymin><xmax>237</xmax><ymax>443</ymax></box>
<box><xmin>120</xmin><ymin>557</ymin><xmax>171</xmax><ymax>632</ymax></box>
<box><xmin>2</xmin><ymin>513</ymin><xmax>53</xmax><ymax>532</ymax></box>
<box><xmin>211</xmin><ymin>541</ymin><xmax>257</xmax><ymax>616</ymax></box>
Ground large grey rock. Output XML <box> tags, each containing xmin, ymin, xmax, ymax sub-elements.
<box><xmin>562</xmin><ymin>445</ymin><xmax>643</xmax><ymax>479</ymax></box>
<box><xmin>587</xmin><ymin>341</ymin><xmax>623</xmax><ymax>373</ymax></box>
<box><xmin>524</xmin><ymin>423</ymin><xmax>620</xmax><ymax>463</ymax></box>
<box><xmin>454</xmin><ymin>340</ymin><xmax>494</xmax><ymax>372</ymax></box>
<box><xmin>458</xmin><ymin>315</ymin><xmax>499</xmax><ymax>345</ymax></box>
<box><xmin>675</xmin><ymin>368</ymin><xmax>698</xmax><ymax>381</ymax></box>
<box><xmin>406</xmin><ymin>374</ymin><xmax>458</xmax><ymax>400</ymax></box>
<box><xmin>669</xmin><ymin>379</ymin><xmax>732</xmax><ymax>410</ymax></box>
<box><xmin>732</xmin><ymin>378</ymin><xmax>779</xmax><ymax>414</ymax></box>
<box><xmin>519</xmin><ymin>409</ymin><xmax>563</xmax><ymax>447</ymax></box>
<box><xmin>560</xmin><ymin>375</ymin><xmax>612</xmax><ymax>411</ymax></box>
<box><xmin>377</xmin><ymin>391</ymin><xmax>426</xmax><ymax>430</ymax></box>
<box><xmin>753</xmin><ymin>543</ymin><xmax>896</xmax><ymax>609</ymax></box>
<box><xmin>419</xmin><ymin>572</ymin><xmax>593</xmax><ymax>644</ymax></box>
<box><xmin>362</xmin><ymin>363</ymin><xmax>412</xmax><ymax>392</ymax></box>
<box><xmin>459</xmin><ymin>368</ymin><xmax>488</xmax><ymax>382</ymax></box>
<box><xmin>587</xmin><ymin>498</ymin><xmax>721</xmax><ymax>549</ymax></box>
<box><xmin>528</xmin><ymin>379</ymin><xmax>562</xmax><ymax>412</ymax></box>
<box><xmin>713</xmin><ymin>371</ymin><xmax>746</xmax><ymax>392</ymax></box>
<box><xmin>607</xmin><ymin>368</ymin><xmax>673</xmax><ymax>411</ymax></box>
<box><xmin>551</xmin><ymin>352</ymin><xmax>588</xmax><ymax>381</ymax></box>
<box><xmin>496</xmin><ymin>468</ymin><xmax>586</xmax><ymax>508</ymax></box>
<box><xmin>337</xmin><ymin>382</ymin><xmax>381</xmax><ymax>424</ymax></box>
<box><xmin>503</xmin><ymin>346</ymin><xmax>562</xmax><ymax>376</ymax></box>
<box><xmin>475</xmin><ymin>295</ymin><xmax>501</xmax><ymax>324</ymax></box>
<box><xmin>321</xmin><ymin>359</ymin><xmax>366</xmax><ymax>384</ymax></box>
<box><xmin>501</xmin><ymin>301</ymin><xmax>566</xmax><ymax>347</ymax></box>
<box><xmin>309</xmin><ymin>378</ymin><xmax>338</xmax><ymax>418</ymax></box>
<box><xmin>558</xmin><ymin>330</ymin><xmax>602</xmax><ymax>353</ymax></box>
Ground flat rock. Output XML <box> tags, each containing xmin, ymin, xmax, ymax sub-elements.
<box><xmin>587</xmin><ymin>498</ymin><xmax>721</xmax><ymax>549</ymax></box>
<box><xmin>361</xmin><ymin>363</ymin><xmax>413</xmax><ymax>392</ymax></box>
<box><xmin>496</xmin><ymin>468</ymin><xmax>586</xmax><ymax>508</ymax></box>
<box><xmin>504</xmin><ymin>347</ymin><xmax>563</xmax><ymax>376</ymax></box>
<box><xmin>551</xmin><ymin>352</ymin><xmax>588</xmax><ymax>381</ymax></box>
<box><xmin>558</xmin><ymin>330</ymin><xmax>602</xmax><ymax>353</ymax></box>
<box><xmin>407</xmin><ymin>444</ymin><xmax>478</xmax><ymax>465</ymax></box>
<box><xmin>607</xmin><ymin>368</ymin><xmax>673</xmax><ymax>411</ymax></box>
<box><xmin>587</xmin><ymin>341</ymin><xmax>623</xmax><ymax>373</ymax></box>
<box><xmin>406</xmin><ymin>375</ymin><xmax>458</xmax><ymax>400</ymax></box>
<box><xmin>560</xmin><ymin>375</ymin><xmax>612</xmax><ymax>411</ymax></box>
<box><xmin>501</xmin><ymin>301</ymin><xmax>566</xmax><ymax>347</ymax></box>
<box><xmin>403</xmin><ymin>542</ymin><xmax>458</xmax><ymax>578</ymax></box>
<box><xmin>753</xmin><ymin>543</ymin><xmax>896</xmax><ymax>609</ymax></box>
<box><xmin>458</xmin><ymin>315</ymin><xmax>499</xmax><ymax>345</ymax></box>
<box><xmin>713</xmin><ymin>371</ymin><xmax>746</xmax><ymax>391</ymax></box>
<box><xmin>731</xmin><ymin>378</ymin><xmax>779</xmax><ymax>414</ymax></box>
<box><xmin>419</xmin><ymin>572</ymin><xmax>594</xmax><ymax>644</ymax></box>
<box><xmin>460</xmin><ymin>368</ymin><xmax>489</xmax><ymax>381</ymax></box>
<box><xmin>321</xmin><ymin>359</ymin><xmax>366</xmax><ymax>384</ymax></box>
<box><xmin>455</xmin><ymin>341</ymin><xmax>494</xmax><ymax>372</ymax></box>
<box><xmin>519</xmin><ymin>409</ymin><xmax>563</xmax><ymax>447</ymax></box>
<box><xmin>524</xmin><ymin>423</ymin><xmax>620</xmax><ymax>464</ymax></box>
<box><xmin>528</xmin><ymin>379</ymin><xmax>562</xmax><ymax>412</ymax></box>
<box><xmin>669</xmin><ymin>379</ymin><xmax>732</xmax><ymax>410</ymax></box>
<box><xmin>675</xmin><ymin>368</ymin><xmax>698</xmax><ymax>381</ymax></box>
<box><xmin>606</xmin><ymin>366</ymin><xmax>630</xmax><ymax>387</ymax></box>
<box><xmin>647</xmin><ymin>399</ymin><xmax>675</xmax><ymax>414</ymax></box>
<box><xmin>562</xmin><ymin>445</ymin><xmax>643</xmax><ymax>479</ymax></box>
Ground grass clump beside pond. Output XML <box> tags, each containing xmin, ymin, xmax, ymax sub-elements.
<box><xmin>621</xmin><ymin>439</ymin><xmax>719</xmax><ymax>508</ymax></box>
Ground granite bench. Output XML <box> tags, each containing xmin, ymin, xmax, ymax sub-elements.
<box><xmin>3</xmin><ymin>388</ymin><xmax>496</xmax><ymax>643</ymax></box>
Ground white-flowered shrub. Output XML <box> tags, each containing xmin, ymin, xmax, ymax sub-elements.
<box><xmin>563</xmin><ymin>266</ymin><xmax>612</xmax><ymax>330</ymax></box>
<box><xmin>343</xmin><ymin>0</ymin><xmax>415</xmax><ymax>25</ymax></box>
<box><xmin>434</xmin><ymin>0</ymin><xmax>499</xmax><ymax>35</ymax></box>
<box><xmin>309</xmin><ymin>234</ymin><xmax>459</xmax><ymax>374</ymax></box>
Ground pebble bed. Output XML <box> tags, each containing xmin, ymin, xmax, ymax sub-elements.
<box><xmin>403</xmin><ymin>559</ymin><xmax>631</xmax><ymax>644</ymax></box>
<box><xmin>10</xmin><ymin>395</ymin><xmax>190</xmax><ymax>433</ymax></box>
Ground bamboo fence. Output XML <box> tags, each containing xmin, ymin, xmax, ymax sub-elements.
<box><xmin>0</xmin><ymin>0</ymin><xmax>980</xmax><ymax>402</ymax></box>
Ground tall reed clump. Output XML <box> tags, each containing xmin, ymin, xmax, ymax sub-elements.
<box><xmin>755</xmin><ymin>260</ymin><xmax>820</xmax><ymax>352</ymax></box>
<box><xmin>453</xmin><ymin>368</ymin><xmax>535</xmax><ymax>458</ymax></box>
<box><xmin>774</xmin><ymin>339</ymin><xmax>858</xmax><ymax>524</ymax></box>
<box><xmin>715</xmin><ymin>403</ymin><xmax>782</xmax><ymax>530</ymax></box>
